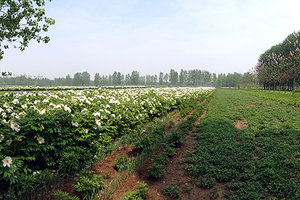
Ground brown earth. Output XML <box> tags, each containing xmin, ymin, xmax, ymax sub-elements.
<box><xmin>93</xmin><ymin>146</ymin><xmax>136</xmax><ymax>180</ymax></box>
<box><xmin>38</xmin><ymin>146</ymin><xmax>136</xmax><ymax>200</ymax></box>
<box><xmin>234</xmin><ymin>119</ymin><xmax>248</xmax><ymax>130</ymax></box>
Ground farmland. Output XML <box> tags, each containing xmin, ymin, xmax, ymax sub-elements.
<box><xmin>237</xmin><ymin>89</ymin><xmax>300</xmax><ymax>107</ymax></box>
<box><xmin>0</xmin><ymin>87</ymin><xmax>299</xmax><ymax>200</ymax></box>
<box><xmin>2</xmin><ymin>1</ymin><xmax>300</xmax><ymax>199</ymax></box>
<box><xmin>0</xmin><ymin>87</ymin><xmax>214</xmax><ymax>199</ymax></box>
<box><xmin>184</xmin><ymin>89</ymin><xmax>300</xmax><ymax>199</ymax></box>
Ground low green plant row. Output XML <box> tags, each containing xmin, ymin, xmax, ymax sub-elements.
<box><xmin>92</xmin><ymin>93</ymin><xmax>214</xmax><ymax>200</ymax></box>
<box><xmin>146</xmin><ymin>97</ymin><xmax>212</xmax><ymax>180</ymax></box>
<box><xmin>35</xmin><ymin>115</ymin><xmax>170</xmax><ymax>200</ymax></box>
<box><xmin>121</xmin><ymin>182</ymin><xmax>149</xmax><ymax>200</ymax></box>
<box><xmin>178</xmin><ymin>91</ymin><xmax>213</xmax><ymax>119</ymax></box>
<box><xmin>237</xmin><ymin>89</ymin><xmax>300</xmax><ymax>107</ymax></box>
<box><xmin>96</xmin><ymin>116</ymin><xmax>170</xmax><ymax>200</ymax></box>
<box><xmin>0</xmin><ymin>87</ymin><xmax>214</xmax><ymax>199</ymax></box>
<box><xmin>183</xmin><ymin>89</ymin><xmax>300</xmax><ymax>199</ymax></box>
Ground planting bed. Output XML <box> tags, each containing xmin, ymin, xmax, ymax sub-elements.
<box><xmin>0</xmin><ymin>87</ymin><xmax>214</xmax><ymax>199</ymax></box>
<box><xmin>184</xmin><ymin>89</ymin><xmax>300</xmax><ymax>199</ymax></box>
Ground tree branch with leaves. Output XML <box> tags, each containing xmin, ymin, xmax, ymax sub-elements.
<box><xmin>0</xmin><ymin>0</ymin><xmax>54</xmax><ymax>60</ymax></box>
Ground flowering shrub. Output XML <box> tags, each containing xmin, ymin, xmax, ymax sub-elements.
<box><xmin>0</xmin><ymin>87</ymin><xmax>214</xmax><ymax>197</ymax></box>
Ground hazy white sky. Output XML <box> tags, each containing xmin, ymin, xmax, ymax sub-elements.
<box><xmin>1</xmin><ymin>0</ymin><xmax>300</xmax><ymax>79</ymax></box>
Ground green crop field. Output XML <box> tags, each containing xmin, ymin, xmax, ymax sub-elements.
<box><xmin>0</xmin><ymin>87</ymin><xmax>299</xmax><ymax>199</ymax></box>
<box><xmin>1</xmin><ymin>1</ymin><xmax>300</xmax><ymax>199</ymax></box>
<box><xmin>184</xmin><ymin>89</ymin><xmax>300</xmax><ymax>199</ymax></box>
<box><xmin>238</xmin><ymin>89</ymin><xmax>300</xmax><ymax>107</ymax></box>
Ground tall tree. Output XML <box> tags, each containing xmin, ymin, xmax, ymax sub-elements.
<box><xmin>255</xmin><ymin>31</ymin><xmax>300</xmax><ymax>92</ymax></box>
<box><xmin>131</xmin><ymin>71</ymin><xmax>139</xmax><ymax>85</ymax></box>
<box><xmin>163</xmin><ymin>73</ymin><xmax>169</xmax><ymax>85</ymax></box>
<box><xmin>125</xmin><ymin>74</ymin><xmax>131</xmax><ymax>85</ymax></box>
<box><xmin>159</xmin><ymin>72</ymin><xmax>164</xmax><ymax>85</ymax></box>
<box><xmin>112</xmin><ymin>72</ymin><xmax>118</xmax><ymax>85</ymax></box>
<box><xmin>169</xmin><ymin>69</ymin><xmax>178</xmax><ymax>86</ymax></box>
<box><xmin>73</xmin><ymin>72</ymin><xmax>82</xmax><ymax>86</ymax></box>
<box><xmin>81</xmin><ymin>71</ymin><xmax>90</xmax><ymax>86</ymax></box>
<box><xmin>179</xmin><ymin>69</ymin><xmax>187</xmax><ymax>86</ymax></box>
<box><xmin>153</xmin><ymin>75</ymin><xmax>158</xmax><ymax>84</ymax></box>
<box><xmin>139</xmin><ymin>76</ymin><xmax>146</xmax><ymax>85</ymax></box>
<box><xmin>0</xmin><ymin>0</ymin><xmax>55</xmax><ymax>59</ymax></box>
<box><xmin>94</xmin><ymin>73</ymin><xmax>100</xmax><ymax>86</ymax></box>
<box><xmin>146</xmin><ymin>75</ymin><xmax>151</xmax><ymax>85</ymax></box>
<box><xmin>212</xmin><ymin>73</ymin><xmax>217</xmax><ymax>87</ymax></box>
<box><xmin>65</xmin><ymin>74</ymin><xmax>72</xmax><ymax>86</ymax></box>
<box><xmin>116</xmin><ymin>72</ymin><xmax>122</xmax><ymax>85</ymax></box>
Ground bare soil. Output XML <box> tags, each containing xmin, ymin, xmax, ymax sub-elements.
<box><xmin>234</xmin><ymin>119</ymin><xmax>248</xmax><ymax>130</ymax></box>
<box><xmin>248</xmin><ymin>104</ymin><xmax>256</xmax><ymax>108</ymax></box>
<box><xmin>93</xmin><ymin>146</ymin><xmax>135</xmax><ymax>180</ymax></box>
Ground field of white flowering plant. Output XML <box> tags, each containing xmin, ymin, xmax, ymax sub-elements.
<box><xmin>0</xmin><ymin>85</ymin><xmax>146</xmax><ymax>92</ymax></box>
<box><xmin>0</xmin><ymin>87</ymin><xmax>214</xmax><ymax>198</ymax></box>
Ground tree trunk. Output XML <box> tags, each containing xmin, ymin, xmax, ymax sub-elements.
<box><xmin>293</xmin><ymin>77</ymin><xmax>296</xmax><ymax>95</ymax></box>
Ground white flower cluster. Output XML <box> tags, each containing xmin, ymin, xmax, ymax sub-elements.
<box><xmin>0</xmin><ymin>87</ymin><xmax>215</xmax><ymax>157</ymax></box>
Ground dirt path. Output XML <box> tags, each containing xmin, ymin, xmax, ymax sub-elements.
<box><xmin>94</xmin><ymin>146</ymin><xmax>136</xmax><ymax>182</ymax></box>
<box><xmin>110</xmin><ymin>101</ymin><xmax>216</xmax><ymax>200</ymax></box>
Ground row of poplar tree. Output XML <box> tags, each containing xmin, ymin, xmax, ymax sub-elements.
<box><xmin>0</xmin><ymin>69</ymin><xmax>249</xmax><ymax>87</ymax></box>
<box><xmin>255</xmin><ymin>31</ymin><xmax>300</xmax><ymax>92</ymax></box>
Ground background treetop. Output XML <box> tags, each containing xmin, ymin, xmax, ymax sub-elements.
<box><xmin>0</xmin><ymin>0</ymin><xmax>54</xmax><ymax>59</ymax></box>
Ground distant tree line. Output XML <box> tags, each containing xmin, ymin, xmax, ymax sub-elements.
<box><xmin>0</xmin><ymin>69</ymin><xmax>256</xmax><ymax>88</ymax></box>
<box><xmin>255</xmin><ymin>31</ymin><xmax>300</xmax><ymax>93</ymax></box>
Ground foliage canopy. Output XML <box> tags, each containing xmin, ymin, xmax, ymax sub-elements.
<box><xmin>0</xmin><ymin>0</ymin><xmax>54</xmax><ymax>59</ymax></box>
